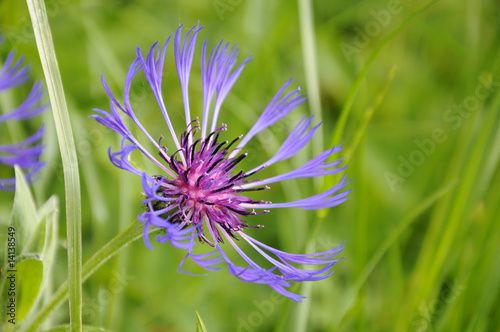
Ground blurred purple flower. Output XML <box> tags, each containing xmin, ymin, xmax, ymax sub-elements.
<box><xmin>92</xmin><ymin>23</ymin><xmax>350</xmax><ymax>301</ymax></box>
<box><xmin>0</xmin><ymin>36</ymin><xmax>48</xmax><ymax>191</ymax></box>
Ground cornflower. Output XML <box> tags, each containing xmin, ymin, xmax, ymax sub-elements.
<box><xmin>92</xmin><ymin>24</ymin><xmax>350</xmax><ymax>301</ymax></box>
<box><xmin>0</xmin><ymin>36</ymin><xmax>47</xmax><ymax>191</ymax></box>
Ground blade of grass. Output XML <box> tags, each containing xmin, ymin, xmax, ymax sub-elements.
<box><xmin>71</xmin><ymin>110</ymin><xmax>109</xmax><ymax>224</ymax></box>
<box><xmin>106</xmin><ymin>136</ymin><xmax>135</xmax><ymax>329</ymax></box>
<box><xmin>402</xmin><ymin>54</ymin><xmax>500</xmax><ymax>331</ymax></box>
<box><xmin>298</xmin><ymin>0</ymin><xmax>323</xmax><ymax>174</ymax></box>
<box><xmin>423</xmin><ymin>84</ymin><xmax>500</xmax><ymax>294</ymax></box>
<box><xmin>25</xmin><ymin>0</ymin><xmax>82</xmax><ymax>330</ymax></box>
<box><xmin>344</xmin><ymin>66</ymin><xmax>397</xmax><ymax>162</ymax></box>
<box><xmin>20</xmin><ymin>221</ymin><xmax>162</xmax><ymax>332</ymax></box>
<box><xmin>329</xmin><ymin>180</ymin><xmax>457</xmax><ymax>330</ymax></box>
<box><xmin>398</xmin><ymin>76</ymin><xmax>500</xmax><ymax>331</ymax></box>
<box><xmin>465</xmin><ymin>172</ymin><xmax>500</xmax><ymax>331</ymax></box>
<box><xmin>195</xmin><ymin>311</ymin><xmax>209</xmax><ymax>332</ymax></box>
<box><xmin>292</xmin><ymin>58</ymin><xmax>397</xmax><ymax>332</ymax></box>
<box><xmin>442</xmin><ymin>154</ymin><xmax>500</xmax><ymax>331</ymax></box>
<box><xmin>475</xmin><ymin>107</ymin><xmax>500</xmax><ymax>198</ymax></box>
<box><xmin>293</xmin><ymin>0</ymin><xmax>331</xmax><ymax>328</ymax></box>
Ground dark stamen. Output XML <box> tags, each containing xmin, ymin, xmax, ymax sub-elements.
<box><xmin>170</xmin><ymin>159</ymin><xmax>179</xmax><ymax>173</ymax></box>
<box><xmin>182</xmin><ymin>167</ymin><xmax>192</xmax><ymax>181</ymax></box>
<box><xmin>213</xmin><ymin>140</ymin><xmax>228</xmax><ymax>155</ymax></box>
<box><xmin>226</xmin><ymin>205</ymin><xmax>251</xmax><ymax>216</ymax></box>
<box><xmin>224</xmin><ymin>152</ymin><xmax>247</xmax><ymax>171</ymax></box>
<box><xmin>195</xmin><ymin>172</ymin><xmax>207</xmax><ymax>187</ymax></box>
<box><xmin>244</xmin><ymin>165</ymin><xmax>266</xmax><ymax>178</ymax></box>
<box><xmin>206</xmin><ymin>157</ymin><xmax>225</xmax><ymax>174</ymax></box>
<box><xmin>228</xmin><ymin>170</ymin><xmax>244</xmax><ymax>183</ymax></box>
<box><xmin>226</xmin><ymin>134</ymin><xmax>243</xmax><ymax>150</ymax></box>
<box><xmin>212</xmin><ymin>183</ymin><xmax>233</xmax><ymax>193</ymax></box>
<box><xmin>190</xmin><ymin>139</ymin><xmax>201</xmax><ymax>163</ymax></box>
<box><xmin>234</xmin><ymin>186</ymin><xmax>270</xmax><ymax>193</ymax></box>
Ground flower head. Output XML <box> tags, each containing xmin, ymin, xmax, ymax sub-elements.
<box><xmin>92</xmin><ymin>23</ymin><xmax>350</xmax><ymax>301</ymax></box>
<box><xmin>0</xmin><ymin>36</ymin><xmax>48</xmax><ymax>191</ymax></box>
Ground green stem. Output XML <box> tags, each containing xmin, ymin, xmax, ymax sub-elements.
<box><xmin>344</xmin><ymin>66</ymin><xmax>397</xmax><ymax>161</ymax></box>
<box><xmin>294</xmin><ymin>1</ymin><xmax>323</xmax><ymax>330</ymax></box>
<box><xmin>298</xmin><ymin>0</ymin><xmax>323</xmax><ymax>164</ymax></box>
<box><xmin>25</xmin><ymin>0</ymin><xmax>82</xmax><ymax>330</ymax></box>
<box><xmin>20</xmin><ymin>221</ymin><xmax>160</xmax><ymax>332</ymax></box>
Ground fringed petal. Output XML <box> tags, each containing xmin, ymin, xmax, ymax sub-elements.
<box><xmin>201</xmin><ymin>39</ymin><xmax>252</xmax><ymax>138</ymax></box>
<box><xmin>138</xmin><ymin>173</ymin><xmax>199</xmax><ymax>250</ymax></box>
<box><xmin>241</xmin><ymin>175</ymin><xmax>351</xmax><ymax>210</ymax></box>
<box><xmin>243</xmin><ymin>146</ymin><xmax>346</xmax><ymax>188</ymax></box>
<box><xmin>0</xmin><ymin>41</ymin><xmax>47</xmax><ymax>191</ymax></box>
<box><xmin>175</xmin><ymin>22</ymin><xmax>203</xmax><ymax>131</ymax></box>
<box><xmin>231</xmin><ymin>79</ymin><xmax>306</xmax><ymax>157</ymax></box>
<box><xmin>0</xmin><ymin>82</ymin><xmax>49</xmax><ymax>122</ymax></box>
<box><xmin>0</xmin><ymin>50</ymin><xmax>29</xmax><ymax>91</ymax></box>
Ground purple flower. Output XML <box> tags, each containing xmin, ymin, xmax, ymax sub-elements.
<box><xmin>0</xmin><ymin>36</ymin><xmax>48</xmax><ymax>191</ymax></box>
<box><xmin>92</xmin><ymin>23</ymin><xmax>350</xmax><ymax>301</ymax></box>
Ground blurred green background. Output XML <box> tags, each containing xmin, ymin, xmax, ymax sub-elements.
<box><xmin>1</xmin><ymin>0</ymin><xmax>500</xmax><ymax>331</ymax></box>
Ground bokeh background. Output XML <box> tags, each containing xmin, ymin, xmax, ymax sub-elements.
<box><xmin>1</xmin><ymin>0</ymin><xmax>500</xmax><ymax>331</ymax></box>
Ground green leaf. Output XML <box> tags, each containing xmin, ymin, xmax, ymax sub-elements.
<box><xmin>26</xmin><ymin>0</ymin><xmax>83</xmax><ymax>329</ymax></box>
<box><xmin>42</xmin><ymin>325</ymin><xmax>112</xmax><ymax>332</ymax></box>
<box><xmin>21</xmin><ymin>197</ymin><xmax>60</xmax><ymax>327</ymax></box>
<box><xmin>8</xmin><ymin>166</ymin><xmax>39</xmax><ymax>256</ymax></box>
<box><xmin>196</xmin><ymin>311</ymin><xmax>208</xmax><ymax>332</ymax></box>
<box><xmin>13</xmin><ymin>253</ymin><xmax>42</xmax><ymax>265</ymax></box>
<box><xmin>21</xmin><ymin>221</ymin><xmax>161</xmax><ymax>332</ymax></box>
<box><xmin>38</xmin><ymin>197</ymin><xmax>59</xmax><ymax>313</ymax></box>
<box><xmin>38</xmin><ymin>196</ymin><xmax>59</xmax><ymax>267</ymax></box>
<box><xmin>16</xmin><ymin>258</ymin><xmax>44</xmax><ymax>322</ymax></box>
<box><xmin>1</xmin><ymin>196</ymin><xmax>60</xmax><ymax>330</ymax></box>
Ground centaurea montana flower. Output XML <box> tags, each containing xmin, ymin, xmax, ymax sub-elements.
<box><xmin>0</xmin><ymin>36</ymin><xmax>47</xmax><ymax>191</ymax></box>
<box><xmin>92</xmin><ymin>24</ymin><xmax>350</xmax><ymax>301</ymax></box>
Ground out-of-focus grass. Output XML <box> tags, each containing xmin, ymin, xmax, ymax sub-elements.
<box><xmin>1</xmin><ymin>0</ymin><xmax>499</xmax><ymax>331</ymax></box>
